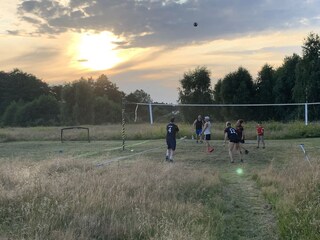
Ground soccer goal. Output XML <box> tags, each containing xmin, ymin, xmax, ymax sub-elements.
<box><xmin>60</xmin><ymin>127</ymin><xmax>90</xmax><ymax>143</ymax></box>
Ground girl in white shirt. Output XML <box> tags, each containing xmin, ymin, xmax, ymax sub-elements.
<box><xmin>202</xmin><ymin>116</ymin><xmax>214</xmax><ymax>152</ymax></box>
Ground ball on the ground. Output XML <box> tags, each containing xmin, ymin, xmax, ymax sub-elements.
<box><xmin>131</xmin><ymin>149</ymin><xmax>134</xmax><ymax>152</ymax></box>
<box><xmin>193</xmin><ymin>22</ymin><xmax>198</xmax><ymax>27</ymax></box>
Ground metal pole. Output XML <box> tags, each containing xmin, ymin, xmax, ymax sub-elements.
<box><xmin>305</xmin><ymin>103</ymin><xmax>308</xmax><ymax>126</ymax></box>
<box><xmin>149</xmin><ymin>102</ymin><xmax>153</xmax><ymax>124</ymax></box>
<box><xmin>122</xmin><ymin>98</ymin><xmax>126</xmax><ymax>150</ymax></box>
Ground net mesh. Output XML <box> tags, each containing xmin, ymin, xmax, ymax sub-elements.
<box><xmin>125</xmin><ymin>102</ymin><xmax>320</xmax><ymax>124</ymax></box>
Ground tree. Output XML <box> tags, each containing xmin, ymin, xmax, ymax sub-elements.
<box><xmin>212</xmin><ymin>79</ymin><xmax>224</xmax><ymax>121</ymax></box>
<box><xmin>94</xmin><ymin>74</ymin><xmax>124</xmax><ymax>103</ymax></box>
<box><xmin>73</xmin><ymin>79</ymin><xmax>95</xmax><ymax>124</ymax></box>
<box><xmin>1</xmin><ymin>101</ymin><xmax>20</xmax><ymax>126</ymax></box>
<box><xmin>254</xmin><ymin>64</ymin><xmax>276</xmax><ymax>120</ymax></box>
<box><xmin>0</xmin><ymin>69</ymin><xmax>50</xmax><ymax>113</ymax></box>
<box><xmin>213</xmin><ymin>79</ymin><xmax>223</xmax><ymax>103</ymax></box>
<box><xmin>61</xmin><ymin>76</ymin><xmax>125</xmax><ymax>125</ymax></box>
<box><xmin>61</xmin><ymin>83</ymin><xmax>76</xmax><ymax>124</ymax></box>
<box><xmin>12</xmin><ymin>96</ymin><xmax>60</xmax><ymax>126</ymax></box>
<box><xmin>219</xmin><ymin>67</ymin><xmax>255</xmax><ymax>120</ymax></box>
<box><xmin>273</xmin><ymin>54</ymin><xmax>301</xmax><ymax>120</ymax></box>
<box><xmin>293</xmin><ymin>32</ymin><xmax>320</xmax><ymax>120</ymax></box>
<box><xmin>125</xmin><ymin>89</ymin><xmax>152</xmax><ymax>122</ymax></box>
<box><xmin>50</xmin><ymin>85</ymin><xmax>63</xmax><ymax>101</ymax></box>
<box><xmin>178</xmin><ymin>66</ymin><xmax>214</xmax><ymax>122</ymax></box>
<box><xmin>61</xmin><ymin>79</ymin><xmax>94</xmax><ymax>124</ymax></box>
<box><xmin>35</xmin><ymin>95</ymin><xmax>60</xmax><ymax>125</ymax></box>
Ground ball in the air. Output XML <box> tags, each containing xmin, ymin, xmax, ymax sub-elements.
<box><xmin>193</xmin><ymin>22</ymin><xmax>198</xmax><ymax>27</ymax></box>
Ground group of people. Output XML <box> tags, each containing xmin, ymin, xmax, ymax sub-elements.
<box><xmin>165</xmin><ymin>115</ymin><xmax>265</xmax><ymax>163</ymax></box>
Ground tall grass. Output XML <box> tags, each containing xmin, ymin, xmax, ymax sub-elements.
<box><xmin>0</xmin><ymin>158</ymin><xmax>224</xmax><ymax>239</ymax></box>
<box><xmin>254</xmin><ymin>154</ymin><xmax>320</xmax><ymax>239</ymax></box>
<box><xmin>1</xmin><ymin>121</ymin><xmax>320</xmax><ymax>142</ymax></box>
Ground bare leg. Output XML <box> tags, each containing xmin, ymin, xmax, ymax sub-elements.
<box><xmin>261</xmin><ymin>136</ymin><xmax>265</xmax><ymax>148</ymax></box>
<box><xmin>169</xmin><ymin>149</ymin><xmax>174</xmax><ymax>161</ymax></box>
<box><xmin>228</xmin><ymin>142</ymin><xmax>235</xmax><ymax>162</ymax></box>
<box><xmin>236</xmin><ymin>143</ymin><xmax>243</xmax><ymax>162</ymax></box>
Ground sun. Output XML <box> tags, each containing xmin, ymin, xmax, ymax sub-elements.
<box><xmin>76</xmin><ymin>31</ymin><xmax>121</xmax><ymax>71</ymax></box>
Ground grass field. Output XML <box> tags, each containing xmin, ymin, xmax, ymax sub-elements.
<box><xmin>0</xmin><ymin>125</ymin><xmax>319</xmax><ymax>239</ymax></box>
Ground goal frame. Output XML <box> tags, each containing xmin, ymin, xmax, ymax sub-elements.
<box><xmin>60</xmin><ymin>126</ymin><xmax>90</xmax><ymax>143</ymax></box>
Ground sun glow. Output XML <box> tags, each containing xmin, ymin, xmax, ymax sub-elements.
<box><xmin>76</xmin><ymin>31</ymin><xmax>121</xmax><ymax>70</ymax></box>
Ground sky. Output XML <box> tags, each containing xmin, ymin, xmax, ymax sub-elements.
<box><xmin>1</xmin><ymin>0</ymin><xmax>320</xmax><ymax>103</ymax></box>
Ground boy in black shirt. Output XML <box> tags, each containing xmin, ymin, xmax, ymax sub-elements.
<box><xmin>224</xmin><ymin>121</ymin><xmax>242</xmax><ymax>163</ymax></box>
<box><xmin>166</xmin><ymin>117</ymin><xmax>179</xmax><ymax>162</ymax></box>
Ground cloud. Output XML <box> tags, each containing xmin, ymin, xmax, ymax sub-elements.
<box><xmin>16</xmin><ymin>0</ymin><xmax>320</xmax><ymax>48</ymax></box>
<box><xmin>205</xmin><ymin>46</ymin><xmax>301</xmax><ymax>56</ymax></box>
<box><xmin>7</xmin><ymin>47</ymin><xmax>60</xmax><ymax>63</ymax></box>
<box><xmin>7</xmin><ymin>30</ymin><xmax>20</xmax><ymax>35</ymax></box>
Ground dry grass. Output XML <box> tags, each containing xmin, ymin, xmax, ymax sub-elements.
<box><xmin>0</xmin><ymin>157</ymin><xmax>223</xmax><ymax>239</ymax></box>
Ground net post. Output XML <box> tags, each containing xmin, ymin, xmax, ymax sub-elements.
<box><xmin>87</xmin><ymin>128</ymin><xmax>90</xmax><ymax>143</ymax></box>
<box><xmin>305</xmin><ymin>103</ymin><xmax>308</xmax><ymax>126</ymax></box>
<box><xmin>122</xmin><ymin>97</ymin><xmax>126</xmax><ymax>151</ymax></box>
<box><xmin>149</xmin><ymin>102</ymin><xmax>153</xmax><ymax>124</ymax></box>
<box><xmin>134</xmin><ymin>104</ymin><xmax>139</xmax><ymax>122</ymax></box>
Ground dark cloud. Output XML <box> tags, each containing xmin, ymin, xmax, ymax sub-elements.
<box><xmin>7</xmin><ymin>30</ymin><xmax>20</xmax><ymax>35</ymax></box>
<box><xmin>17</xmin><ymin>0</ymin><xmax>320</xmax><ymax>47</ymax></box>
<box><xmin>21</xmin><ymin>16</ymin><xmax>42</xmax><ymax>24</ymax></box>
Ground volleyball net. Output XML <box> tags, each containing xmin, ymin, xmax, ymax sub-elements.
<box><xmin>124</xmin><ymin>102</ymin><xmax>320</xmax><ymax>125</ymax></box>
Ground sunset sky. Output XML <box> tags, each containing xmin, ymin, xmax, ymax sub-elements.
<box><xmin>1</xmin><ymin>0</ymin><xmax>320</xmax><ymax>103</ymax></box>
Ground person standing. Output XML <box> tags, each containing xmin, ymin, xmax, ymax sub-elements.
<box><xmin>202</xmin><ymin>116</ymin><xmax>214</xmax><ymax>153</ymax></box>
<box><xmin>236</xmin><ymin>119</ymin><xmax>249</xmax><ymax>154</ymax></box>
<box><xmin>166</xmin><ymin>117</ymin><xmax>179</xmax><ymax>162</ymax></box>
<box><xmin>224</xmin><ymin>121</ymin><xmax>242</xmax><ymax>163</ymax></box>
<box><xmin>193</xmin><ymin>115</ymin><xmax>204</xmax><ymax>143</ymax></box>
<box><xmin>256</xmin><ymin>123</ymin><xmax>265</xmax><ymax>148</ymax></box>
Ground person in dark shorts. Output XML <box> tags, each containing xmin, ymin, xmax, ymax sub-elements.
<box><xmin>202</xmin><ymin>116</ymin><xmax>214</xmax><ymax>152</ymax></box>
<box><xmin>236</xmin><ymin>119</ymin><xmax>249</xmax><ymax>154</ymax></box>
<box><xmin>193</xmin><ymin>115</ymin><xmax>204</xmax><ymax>143</ymax></box>
<box><xmin>224</xmin><ymin>121</ymin><xmax>242</xmax><ymax>163</ymax></box>
<box><xmin>166</xmin><ymin>117</ymin><xmax>179</xmax><ymax>162</ymax></box>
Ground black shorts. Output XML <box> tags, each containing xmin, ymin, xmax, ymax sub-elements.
<box><xmin>204</xmin><ymin>134</ymin><xmax>211</xmax><ymax>140</ymax></box>
<box><xmin>230</xmin><ymin>138</ymin><xmax>239</xmax><ymax>143</ymax></box>
<box><xmin>166</xmin><ymin>139</ymin><xmax>176</xmax><ymax>150</ymax></box>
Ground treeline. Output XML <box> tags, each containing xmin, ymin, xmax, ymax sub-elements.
<box><xmin>0</xmin><ymin>71</ymin><xmax>162</xmax><ymax>126</ymax></box>
<box><xmin>179</xmin><ymin>33</ymin><xmax>320</xmax><ymax>122</ymax></box>
<box><xmin>1</xmin><ymin>33</ymin><xmax>320</xmax><ymax>126</ymax></box>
